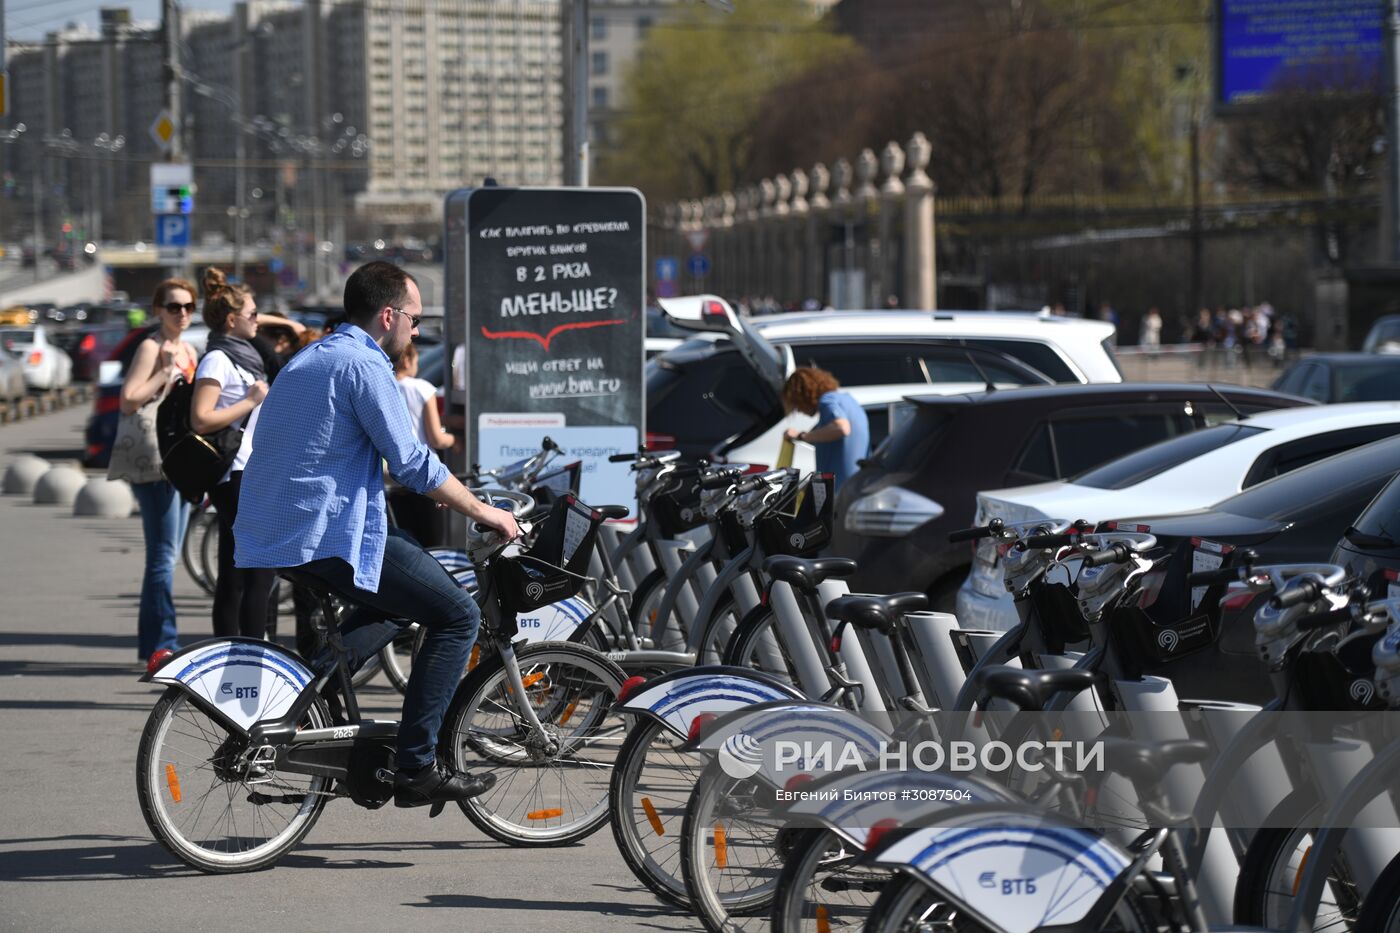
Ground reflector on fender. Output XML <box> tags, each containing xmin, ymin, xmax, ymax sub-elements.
<box><xmin>865</xmin><ymin>817</ymin><xmax>899</xmax><ymax>850</ymax></box>
<box><xmin>617</xmin><ymin>674</ymin><xmax>648</xmax><ymax>704</ymax></box>
<box><xmin>687</xmin><ymin>712</ymin><xmax>717</xmax><ymax>742</ymax></box>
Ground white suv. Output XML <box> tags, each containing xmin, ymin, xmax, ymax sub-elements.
<box><xmin>648</xmin><ymin>296</ymin><xmax>1121</xmax><ymax>470</ymax></box>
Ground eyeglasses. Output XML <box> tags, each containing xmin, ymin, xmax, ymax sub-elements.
<box><xmin>163</xmin><ymin>301</ymin><xmax>196</xmax><ymax>314</ymax></box>
<box><xmin>390</xmin><ymin>307</ymin><xmax>422</xmax><ymax>328</ymax></box>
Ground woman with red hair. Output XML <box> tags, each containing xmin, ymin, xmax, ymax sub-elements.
<box><xmin>781</xmin><ymin>366</ymin><xmax>869</xmax><ymax>491</ymax></box>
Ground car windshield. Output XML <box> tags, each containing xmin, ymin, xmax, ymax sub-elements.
<box><xmin>1351</xmin><ymin>471</ymin><xmax>1400</xmax><ymax>544</ymax></box>
<box><xmin>1365</xmin><ymin>319</ymin><xmax>1400</xmax><ymax>352</ymax></box>
<box><xmin>1336</xmin><ymin>361</ymin><xmax>1400</xmax><ymax>402</ymax></box>
<box><xmin>0</xmin><ymin>328</ymin><xmax>35</xmax><ymax>348</ymax></box>
<box><xmin>1071</xmin><ymin>424</ymin><xmax>1267</xmax><ymax>490</ymax></box>
<box><xmin>873</xmin><ymin>404</ymin><xmax>955</xmax><ymax>472</ymax></box>
<box><xmin>1215</xmin><ymin>435</ymin><xmax>1400</xmax><ymax>522</ymax></box>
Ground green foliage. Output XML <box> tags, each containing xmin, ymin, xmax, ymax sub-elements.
<box><xmin>594</xmin><ymin>0</ymin><xmax>857</xmax><ymax>200</ymax></box>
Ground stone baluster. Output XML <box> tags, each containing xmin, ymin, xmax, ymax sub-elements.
<box><xmin>879</xmin><ymin>140</ymin><xmax>906</xmax><ymax>309</ymax></box>
<box><xmin>829</xmin><ymin>159</ymin><xmax>855</xmax><ymax>309</ymax></box>
<box><xmin>855</xmin><ymin>148</ymin><xmax>880</xmax><ymax>306</ymax></box>
<box><xmin>904</xmin><ymin>131</ymin><xmax>936</xmax><ymax>310</ymax></box>
<box><xmin>806</xmin><ymin>163</ymin><xmax>830</xmax><ymax>305</ymax></box>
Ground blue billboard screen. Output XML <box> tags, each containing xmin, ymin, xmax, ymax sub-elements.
<box><xmin>1218</xmin><ymin>0</ymin><xmax>1383</xmax><ymax>106</ymax></box>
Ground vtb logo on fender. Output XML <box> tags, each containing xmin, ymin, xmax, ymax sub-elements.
<box><xmin>220</xmin><ymin>682</ymin><xmax>259</xmax><ymax>699</ymax></box>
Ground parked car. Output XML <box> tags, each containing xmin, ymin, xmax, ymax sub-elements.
<box><xmin>829</xmin><ymin>382</ymin><xmax>1310</xmax><ymax>612</ymax></box>
<box><xmin>83</xmin><ymin>325</ymin><xmax>208</xmax><ymax>468</ymax></box>
<box><xmin>1107</xmin><ymin>434</ymin><xmax>1400</xmax><ymax>703</ymax></box>
<box><xmin>958</xmin><ymin>401</ymin><xmax>1400</xmax><ymax>630</ymax></box>
<box><xmin>649</xmin><ymin>295</ymin><xmax>1121</xmax><ymax>463</ymax></box>
<box><xmin>51</xmin><ymin>323</ymin><xmax>130</xmax><ymax>382</ymax></box>
<box><xmin>1331</xmin><ymin>466</ymin><xmax>1400</xmax><ymax>607</ymax></box>
<box><xmin>1271</xmin><ymin>353</ymin><xmax>1400</xmax><ymax>402</ymax></box>
<box><xmin>1</xmin><ymin>325</ymin><xmax>73</xmax><ymax>391</ymax></box>
<box><xmin>1362</xmin><ymin>315</ymin><xmax>1400</xmax><ymax>354</ymax></box>
<box><xmin>0</xmin><ymin>305</ymin><xmax>37</xmax><ymax>326</ymax></box>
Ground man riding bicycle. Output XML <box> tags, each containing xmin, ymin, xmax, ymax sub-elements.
<box><xmin>235</xmin><ymin>260</ymin><xmax>519</xmax><ymax>809</ymax></box>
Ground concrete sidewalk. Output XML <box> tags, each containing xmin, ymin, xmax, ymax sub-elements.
<box><xmin>0</xmin><ymin>407</ymin><xmax>685</xmax><ymax>933</ymax></box>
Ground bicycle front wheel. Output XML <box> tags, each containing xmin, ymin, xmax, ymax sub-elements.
<box><xmin>181</xmin><ymin>507</ymin><xmax>217</xmax><ymax>596</ymax></box>
<box><xmin>442</xmin><ymin>641</ymin><xmax>629</xmax><ymax>846</ymax></box>
<box><xmin>136</xmin><ymin>687</ymin><xmax>330</xmax><ymax>873</ymax></box>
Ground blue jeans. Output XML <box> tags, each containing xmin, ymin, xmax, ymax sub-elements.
<box><xmin>130</xmin><ymin>480</ymin><xmax>190</xmax><ymax>660</ymax></box>
<box><xmin>295</xmin><ymin>527</ymin><xmax>482</xmax><ymax>770</ymax></box>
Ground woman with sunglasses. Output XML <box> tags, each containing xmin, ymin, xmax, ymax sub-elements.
<box><xmin>190</xmin><ymin>267</ymin><xmax>276</xmax><ymax>643</ymax></box>
<box><xmin>111</xmin><ymin>278</ymin><xmax>200</xmax><ymax>673</ymax></box>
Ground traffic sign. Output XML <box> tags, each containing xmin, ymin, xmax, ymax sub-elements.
<box><xmin>686</xmin><ymin>254</ymin><xmax>710</xmax><ymax>278</ymax></box>
<box><xmin>684</xmin><ymin>230</ymin><xmax>709</xmax><ymax>254</ymax></box>
<box><xmin>149</xmin><ymin>109</ymin><xmax>177</xmax><ymax>153</ymax></box>
<box><xmin>654</xmin><ymin>256</ymin><xmax>678</xmax><ymax>282</ymax></box>
<box><xmin>150</xmin><ymin>163</ymin><xmax>194</xmax><ymax>215</ymax></box>
<box><xmin>155</xmin><ymin>213</ymin><xmax>190</xmax><ymax>247</ymax></box>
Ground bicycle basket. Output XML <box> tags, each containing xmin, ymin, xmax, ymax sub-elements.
<box><xmin>754</xmin><ymin>472</ymin><xmax>834</xmax><ymax>558</ymax></box>
<box><xmin>491</xmin><ymin>495</ymin><xmax>601</xmax><ymax>615</ymax></box>
<box><xmin>1028</xmin><ymin>581</ymin><xmax>1089</xmax><ymax>651</ymax></box>
<box><xmin>529</xmin><ymin>459</ymin><xmax>582</xmax><ymax>509</ymax></box>
<box><xmin>652</xmin><ymin>467</ymin><xmax>706</xmax><ymax>537</ymax></box>
<box><xmin>1108</xmin><ymin>604</ymin><xmax>1219</xmax><ymax>679</ymax></box>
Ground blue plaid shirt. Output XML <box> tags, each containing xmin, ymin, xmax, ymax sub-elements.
<box><xmin>234</xmin><ymin>325</ymin><xmax>448</xmax><ymax>591</ymax></box>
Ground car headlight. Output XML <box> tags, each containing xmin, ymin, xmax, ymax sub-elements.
<box><xmin>843</xmin><ymin>485</ymin><xmax>944</xmax><ymax>536</ymax></box>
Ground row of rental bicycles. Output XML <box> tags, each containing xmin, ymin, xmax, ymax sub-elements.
<box><xmin>133</xmin><ymin>439</ymin><xmax>1400</xmax><ymax>933</ymax></box>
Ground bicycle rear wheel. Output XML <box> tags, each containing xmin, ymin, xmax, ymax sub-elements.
<box><xmin>442</xmin><ymin>641</ymin><xmax>628</xmax><ymax>846</ymax></box>
<box><xmin>136</xmin><ymin>687</ymin><xmax>330</xmax><ymax>873</ymax></box>
<box><xmin>771</xmin><ymin>828</ymin><xmax>889</xmax><ymax>933</ymax></box>
<box><xmin>609</xmin><ymin>716</ymin><xmax>707</xmax><ymax>907</ymax></box>
<box><xmin>723</xmin><ymin>604</ymin><xmax>799</xmax><ymax>688</ymax></box>
<box><xmin>681</xmin><ymin>759</ymin><xmax>788</xmax><ymax>932</ymax></box>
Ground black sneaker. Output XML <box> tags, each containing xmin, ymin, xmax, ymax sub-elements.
<box><xmin>393</xmin><ymin>761</ymin><xmax>496</xmax><ymax>813</ymax></box>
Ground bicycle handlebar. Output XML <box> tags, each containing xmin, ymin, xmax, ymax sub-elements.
<box><xmin>1270</xmin><ymin>579</ymin><xmax>1321</xmax><ymax>610</ymax></box>
<box><xmin>1081</xmin><ymin>544</ymin><xmax>1131</xmax><ymax>568</ymax></box>
<box><xmin>1020</xmin><ymin>533</ymin><xmax>1078</xmax><ymax>550</ymax></box>
<box><xmin>1186</xmin><ymin>566</ymin><xmax>1242</xmax><ymax>587</ymax></box>
<box><xmin>948</xmin><ymin>518</ymin><xmax>1004</xmax><ymax>543</ymax></box>
<box><xmin>1296</xmin><ymin>605</ymin><xmax>1354</xmax><ymax>632</ymax></box>
<box><xmin>608</xmin><ymin>452</ymin><xmax>638</xmax><ymax>463</ymax></box>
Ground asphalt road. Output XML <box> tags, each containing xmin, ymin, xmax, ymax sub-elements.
<box><xmin>0</xmin><ymin>406</ymin><xmax>694</xmax><ymax>933</ymax></box>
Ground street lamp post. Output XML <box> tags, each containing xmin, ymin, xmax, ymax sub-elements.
<box><xmin>0</xmin><ymin>123</ymin><xmax>40</xmax><ymax>281</ymax></box>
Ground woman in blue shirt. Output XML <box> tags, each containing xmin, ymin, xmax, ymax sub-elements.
<box><xmin>781</xmin><ymin>366</ymin><xmax>869</xmax><ymax>490</ymax></box>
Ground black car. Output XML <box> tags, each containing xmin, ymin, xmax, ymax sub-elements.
<box><xmin>1108</xmin><ymin>433</ymin><xmax>1400</xmax><ymax>703</ymax></box>
<box><xmin>1331</xmin><ymin>468</ymin><xmax>1400</xmax><ymax>606</ymax></box>
<box><xmin>831</xmin><ymin>383</ymin><xmax>1313</xmax><ymax>611</ymax></box>
<box><xmin>1271</xmin><ymin>353</ymin><xmax>1400</xmax><ymax>403</ymax></box>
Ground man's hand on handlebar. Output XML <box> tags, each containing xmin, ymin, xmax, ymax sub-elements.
<box><xmin>478</xmin><ymin>506</ymin><xmax>521</xmax><ymax>542</ymax></box>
